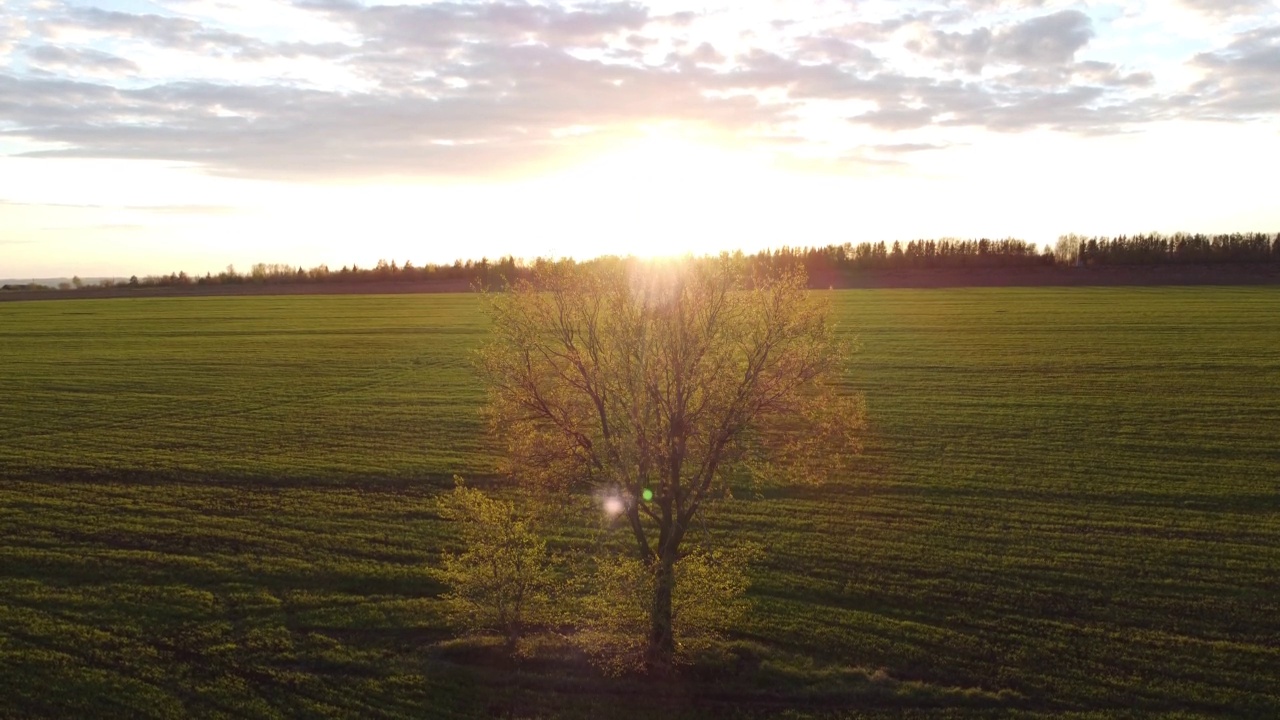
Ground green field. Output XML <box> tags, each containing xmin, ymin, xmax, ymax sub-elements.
<box><xmin>1</xmin><ymin>288</ymin><xmax>1277</xmax><ymax>718</ymax></box>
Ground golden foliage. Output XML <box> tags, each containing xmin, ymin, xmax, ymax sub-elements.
<box><xmin>435</xmin><ymin>478</ymin><xmax>554</xmax><ymax>643</ymax></box>
<box><xmin>477</xmin><ymin>255</ymin><xmax>862</xmax><ymax>665</ymax></box>
<box><xmin>570</xmin><ymin>543</ymin><xmax>763</xmax><ymax>676</ymax></box>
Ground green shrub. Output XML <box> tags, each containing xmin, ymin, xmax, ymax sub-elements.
<box><xmin>435</xmin><ymin>478</ymin><xmax>554</xmax><ymax>646</ymax></box>
<box><xmin>571</xmin><ymin>543</ymin><xmax>761</xmax><ymax>675</ymax></box>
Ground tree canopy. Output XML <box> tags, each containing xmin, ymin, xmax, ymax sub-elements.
<box><xmin>477</xmin><ymin>255</ymin><xmax>863</xmax><ymax>669</ymax></box>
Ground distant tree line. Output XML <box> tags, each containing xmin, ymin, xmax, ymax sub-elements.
<box><xmin>755</xmin><ymin>238</ymin><xmax>1053</xmax><ymax>287</ymax></box>
<box><xmin>1054</xmin><ymin>232</ymin><xmax>1279</xmax><ymax>267</ymax></box>
<box><xmin>754</xmin><ymin>232</ymin><xmax>1278</xmax><ymax>286</ymax></box>
<box><xmin>173</xmin><ymin>257</ymin><xmax>525</xmax><ymax>288</ymax></box>
<box><xmin>8</xmin><ymin>232</ymin><xmax>1276</xmax><ymax>294</ymax></box>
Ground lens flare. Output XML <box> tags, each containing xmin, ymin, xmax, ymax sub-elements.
<box><xmin>603</xmin><ymin>496</ymin><xmax>625</xmax><ymax>516</ymax></box>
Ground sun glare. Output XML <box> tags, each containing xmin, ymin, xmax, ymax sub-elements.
<box><xmin>550</xmin><ymin>131</ymin><xmax>776</xmax><ymax>259</ymax></box>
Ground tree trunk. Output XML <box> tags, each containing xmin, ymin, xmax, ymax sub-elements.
<box><xmin>646</xmin><ymin>554</ymin><xmax>676</xmax><ymax>672</ymax></box>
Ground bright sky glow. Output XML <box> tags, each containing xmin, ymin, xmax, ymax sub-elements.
<box><xmin>2</xmin><ymin>0</ymin><xmax>1279</xmax><ymax>277</ymax></box>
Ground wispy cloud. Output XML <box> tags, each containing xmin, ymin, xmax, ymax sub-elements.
<box><xmin>1176</xmin><ymin>0</ymin><xmax>1274</xmax><ymax>19</ymax></box>
<box><xmin>25</xmin><ymin>45</ymin><xmax>140</xmax><ymax>74</ymax></box>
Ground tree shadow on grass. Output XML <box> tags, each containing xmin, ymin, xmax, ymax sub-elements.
<box><xmin>429</xmin><ymin>633</ymin><xmax>1026</xmax><ymax>719</ymax></box>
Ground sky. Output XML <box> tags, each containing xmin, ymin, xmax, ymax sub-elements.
<box><xmin>2</xmin><ymin>0</ymin><xmax>1279</xmax><ymax>278</ymax></box>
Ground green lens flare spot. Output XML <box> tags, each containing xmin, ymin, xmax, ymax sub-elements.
<box><xmin>641</xmin><ymin>488</ymin><xmax>654</xmax><ymax>502</ymax></box>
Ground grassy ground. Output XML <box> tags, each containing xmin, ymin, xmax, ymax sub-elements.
<box><xmin>0</xmin><ymin>295</ymin><xmax>489</xmax><ymax>482</ymax></box>
<box><xmin>0</xmin><ymin>288</ymin><xmax>1277</xmax><ymax>717</ymax></box>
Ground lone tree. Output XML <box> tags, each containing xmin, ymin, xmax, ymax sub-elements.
<box><xmin>478</xmin><ymin>255</ymin><xmax>862</xmax><ymax>670</ymax></box>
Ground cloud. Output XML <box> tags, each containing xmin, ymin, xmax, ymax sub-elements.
<box><xmin>1190</xmin><ymin>25</ymin><xmax>1280</xmax><ymax>116</ymax></box>
<box><xmin>40</xmin><ymin>7</ymin><xmax>352</xmax><ymax>62</ymax></box>
<box><xmin>913</xmin><ymin>10</ymin><xmax>1094</xmax><ymax>72</ymax></box>
<box><xmin>2</xmin><ymin>0</ymin><xmax>811</xmax><ymax>180</ymax></box>
<box><xmin>871</xmin><ymin>142</ymin><xmax>946</xmax><ymax>153</ymax></box>
<box><xmin>1</xmin><ymin>14</ymin><xmax>29</xmax><ymax>56</ymax></box>
<box><xmin>916</xmin><ymin>27</ymin><xmax>993</xmax><ymax>73</ymax></box>
<box><xmin>961</xmin><ymin>0</ymin><xmax>1050</xmax><ymax>8</ymax></box>
<box><xmin>949</xmin><ymin>85</ymin><xmax>1118</xmax><ymax>132</ymax></box>
<box><xmin>25</xmin><ymin>45</ymin><xmax>140</xmax><ymax>75</ymax></box>
<box><xmin>652</xmin><ymin>11</ymin><xmax>697</xmax><ymax>27</ymax></box>
<box><xmin>722</xmin><ymin>42</ymin><xmax>1146</xmax><ymax>135</ymax></box>
<box><xmin>791</xmin><ymin>36</ymin><xmax>881</xmax><ymax>69</ymax></box>
<box><xmin>1177</xmin><ymin>0</ymin><xmax>1273</xmax><ymax>19</ymax></box>
<box><xmin>301</xmin><ymin>0</ymin><xmax>649</xmax><ymax>50</ymax></box>
<box><xmin>1072</xmin><ymin>61</ymin><xmax>1154</xmax><ymax>88</ymax></box>
<box><xmin>0</xmin><ymin>2</ymin><xmax>1272</xmax><ymax>180</ymax></box>
<box><xmin>0</xmin><ymin>40</ymin><xmax>783</xmax><ymax>180</ymax></box>
<box><xmin>686</xmin><ymin>42</ymin><xmax>725</xmax><ymax>66</ymax></box>
<box><xmin>855</xmin><ymin>104</ymin><xmax>938</xmax><ymax>130</ymax></box>
<box><xmin>995</xmin><ymin>10</ymin><xmax>1094</xmax><ymax>66</ymax></box>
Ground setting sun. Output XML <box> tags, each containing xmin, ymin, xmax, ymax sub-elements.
<box><xmin>543</xmin><ymin>130</ymin><xmax>776</xmax><ymax>258</ymax></box>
